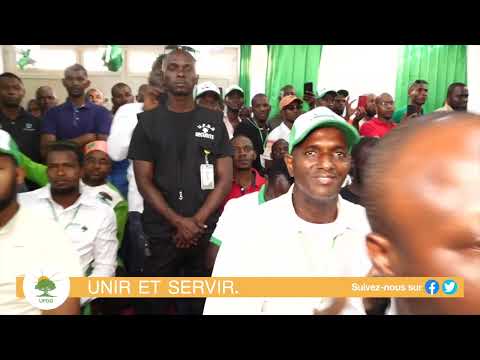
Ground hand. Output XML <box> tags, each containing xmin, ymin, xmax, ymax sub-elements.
<box><xmin>345</xmin><ymin>97</ymin><xmax>357</xmax><ymax>119</ymax></box>
<box><xmin>173</xmin><ymin>216</ymin><xmax>206</xmax><ymax>248</ymax></box>
<box><xmin>353</xmin><ymin>106</ymin><xmax>366</xmax><ymax>123</ymax></box>
<box><xmin>303</xmin><ymin>91</ymin><xmax>316</xmax><ymax>109</ymax></box>
<box><xmin>402</xmin><ymin>112</ymin><xmax>418</xmax><ymax>125</ymax></box>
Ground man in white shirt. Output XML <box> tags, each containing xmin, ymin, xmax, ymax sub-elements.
<box><xmin>206</xmin><ymin>158</ymin><xmax>294</xmax><ymax>271</ymax></box>
<box><xmin>108</xmin><ymin>77</ymin><xmax>162</xmax><ymax>275</ymax></box>
<box><xmin>0</xmin><ymin>132</ymin><xmax>82</xmax><ymax>315</ymax></box>
<box><xmin>19</xmin><ymin>142</ymin><xmax>118</xmax><ymax>307</ymax></box>
<box><xmin>364</xmin><ymin>113</ymin><xmax>480</xmax><ymax>315</ymax></box>
<box><xmin>223</xmin><ymin>85</ymin><xmax>244</xmax><ymax>139</ymax></box>
<box><xmin>434</xmin><ymin>82</ymin><xmax>468</xmax><ymax>113</ymax></box>
<box><xmin>204</xmin><ymin>106</ymin><xmax>372</xmax><ymax>315</ymax></box>
<box><xmin>263</xmin><ymin>95</ymin><xmax>303</xmax><ymax>169</ymax></box>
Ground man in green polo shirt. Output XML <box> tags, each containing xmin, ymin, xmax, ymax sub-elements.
<box><xmin>392</xmin><ymin>80</ymin><xmax>429</xmax><ymax>124</ymax></box>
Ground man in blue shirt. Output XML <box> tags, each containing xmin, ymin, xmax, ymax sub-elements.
<box><xmin>40</xmin><ymin>64</ymin><xmax>112</xmax><ymax>159</ymax></box>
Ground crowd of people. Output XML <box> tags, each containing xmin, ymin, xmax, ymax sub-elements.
<box><xmin>0</xmin><ymin>45</ymin><xmax>477</xmax><ymax>315</ymax></box>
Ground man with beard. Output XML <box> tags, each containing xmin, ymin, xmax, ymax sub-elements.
<box><xmin>351</xmin><ymin>93</ymin><xmax>376</xmax><ymax>131</ymax></box>
<box><xmin>128</xmin><ymin>47</ymin><xmax>233</xmax><ymax>315</ymax></box>
<box><xmin>360</xmin><ymin>93</ymin><xmax>397</xmax><ymax>137</ymax></box>
<box><xmin>19</xmin><ymin>141</ymin><xmax>118</xmax><ymax>309</ymax></box>
<box><xmin>0</xmin><ymin>131</ymin><xmax>82</xmax><ymax>315</ymax></box>
<box><xmin>41</xmin><ymin>64</ymin><xmax>112</xmax><ymax>159</ymax></box>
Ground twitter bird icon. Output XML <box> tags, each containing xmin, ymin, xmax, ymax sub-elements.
<box><xmin>442</xmin><ymin>280</ymin><xmax>458</xmax><ymax>295</ymax></box>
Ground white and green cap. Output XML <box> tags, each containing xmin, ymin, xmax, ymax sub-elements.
<box><xmin>288</xmin><ymin>106</ymin><xmax>360</xmax><ymax>154</ymax></box>
<box><xmin>0</xmin><ymin>129</ymin><xmax>21</xmax><ymax>164</ymax></box>
<box><xmin>224</xmin><ymin>85</ymin><xmax>244</xmax><ymax>98</ymax></box>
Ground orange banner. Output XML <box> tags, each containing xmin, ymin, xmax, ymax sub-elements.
<box><xmin>16</xmin><ymin>277</ymin><xmax>464</xmax><ymax>298</ymax></box>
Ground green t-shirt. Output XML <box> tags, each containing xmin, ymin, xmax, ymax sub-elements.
<box><xmin>392</xmin><ymin>106</ymin><xmax>425</xmax><ymax>124</ymax></box>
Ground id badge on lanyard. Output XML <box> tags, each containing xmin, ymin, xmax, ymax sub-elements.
<box><xmin>200</xmin><ymin>149</ymin><xmax>215</xmax><ymax>190</ymax></box>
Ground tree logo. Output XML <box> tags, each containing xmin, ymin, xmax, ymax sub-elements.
<box><xmin>23</xmin><ymin>268</ymin><xmax>70</xmax><ymax>311</ymax></box>
<box><xmin>35</xmin><ymin>276</ymin><xmax>57</xmax><ymax>298</ymax></box>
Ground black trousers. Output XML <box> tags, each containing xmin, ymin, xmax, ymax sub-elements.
<box><xmin>135</xmin><ymin>233</ymin><xmax>211</xmax><ymax>315</ymax></box>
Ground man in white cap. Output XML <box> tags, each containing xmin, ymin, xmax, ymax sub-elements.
<box><xmin>223</xmin><ymin>85</ymin><xmax>244</xmax><ymax>139</ymax></box>
<box><xmin>195</xmin><ymin>81</ymin><xmax>222</xmax><ymax>112</ymax></box>
<box><xmin>204</xmin><ymin>106</ymin><xmax>372</xmax><ymax>315</ymax></box>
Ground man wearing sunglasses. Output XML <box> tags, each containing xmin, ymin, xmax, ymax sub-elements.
<box><xmin>262</xmin><ymin>95</ymin><xmax>303</xmax><ymax>170</ymax></box>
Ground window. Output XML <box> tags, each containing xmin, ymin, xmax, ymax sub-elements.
<box><xmin>127</xmin><ymin>49</ymin><xmax>161</xmax><ymax>74</ymax></box>
<box><xmin>82</xmin><ymin>47</ymin><xmax>109</xmax><ymax>72</ymax></box>
<box><xmin>15</xmin><ymin>45</ymin><xmax>77</xmax><ymax>71</ymax></box>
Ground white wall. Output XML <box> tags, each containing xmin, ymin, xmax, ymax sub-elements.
<box><xmin>467</xmin><ymin>45</ymin><xmax>480</xmax><ymax>114</ymax></box>
<box><xmin>249</xmin><ymin>45</ymin><xmax>268</xmax><ymax>101</ymax></box>
<box><xmin>318</xmin><ymin>45</ymin><xmax>400</xmax><ymax>102</ymax></box>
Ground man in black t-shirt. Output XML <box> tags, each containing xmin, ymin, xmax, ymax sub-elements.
<box><xmin>234</xmin><ymin>93</ymin><xmax>271</xmax><ymax>175</ymax></box>
<box><xmin>128</xmin><ymin>47</ymin><xmax>233</xmax><ymax>315</ymax></box>
<box><xmin>0</xmin><ymin>73</ymin><xmax>41</xmax><ymax>163</ymax></box>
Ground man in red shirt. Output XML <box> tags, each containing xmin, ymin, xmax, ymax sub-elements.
<box><xmin>222</xmin><ymin>134</ymin><xmax>265</xmax><ymax>209</ymax></box>
<box><xmin>360</xmin><ymin>93</ymin><xmax>396</xmax><ymax>137</ymax></box>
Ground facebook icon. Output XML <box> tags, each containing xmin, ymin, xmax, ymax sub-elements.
<box><xmin>425</xmin><ymin>280</ymin><xmax>439</xmax><ymax>295</ymax></box>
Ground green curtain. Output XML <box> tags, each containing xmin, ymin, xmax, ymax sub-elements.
<box><xmin>395</xmin><ymin>45</ymin><xmax>467</xmax><ymax>114</ymax></box>
<box><xmin>265</xmin><ymin>45</ymin><xmax>323</xmax><ymax>117</ymax></box>
<box><xmin>239</xmin><ymin>45</ymin><xmax>252</xmax><ymax>106</ymax></box>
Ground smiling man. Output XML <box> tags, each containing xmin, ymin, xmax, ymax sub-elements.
<box><xmin>204</xmin><ymin>106</ymin><xmax>372</xmax><ymax>315</ymax></box>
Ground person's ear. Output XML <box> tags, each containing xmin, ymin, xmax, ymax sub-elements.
<box><xmin>284</xmin><ymin>153</ymin><xmax>294</xmax><ymax>178</ymax></box>
<box><xmin>15</xmin><ymin>166</ymin><xmax>25</xmax><ymax>186</ymax></box>
<box><xmin>366</xmin><ymin>232</ymin><xmax>395</xmax><ymax>276</ymax></box>
<box><xmin>85</xmin><ymin>80</ymin><xmax>91</xmax><ymax>89</ymax></box>
<box><xmin>194</xmin><ymin>75</ymin><xmax>199</xmax><ymax>87</ymax></box>
<box><xmin>252</xmin><ymin>149</ymin><xmax>257</xmax><ymax>161</ymax></box>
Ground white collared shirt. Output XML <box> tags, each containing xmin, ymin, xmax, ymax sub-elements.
<box><xmin>19</xmin><ymin>186</ymin><xmax>118</xmax><ymax>280</ymax></box>
<box><xmin>80</xmin><ymin>180</ymin><xmax>124</xmax><ymax>209</ymax></box>
<box><xmin>204</xmin><ymin>185</ymin><xmax>372</xmax><ymax>315</ymax></box>
<box><xmin>223</xmin><ymin>110</ymin><xmax>241</xmax><ymax>139</ymax></box>
<box><xmin>107</xmin><ymin>102</ymin><xmax>145</xmax><ymax>212</ymax></box>
<box><xmin>0</xmin><ymin>206</ymin><xmax>83</xmax><ymax>315</ymax></box>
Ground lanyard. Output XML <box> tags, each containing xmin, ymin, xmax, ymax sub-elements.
<box><xmin>247</xmin><ymin>118</ymin><xmax>267</xmax><ymax>146</ymax></box>
<box><xmin>47</xmin><ymin>200</ymin><xmax>82</xmax><ymax>230</ymax></box>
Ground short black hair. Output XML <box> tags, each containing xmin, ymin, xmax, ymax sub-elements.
<box><xmin>320</xmin><ymin>90</ymin><xmax>337</xmax><ymax>100</ymax></box>
<box><xmin>46</xmin><ymin>141</ymin><xmax>84</xmax><ymax>166</ymax></box>
<box><xmin>408</xmin><ymin>79</ymin><xmax>428</xmax><ymax>92</ymax></box>
<box><xmin>279</xmin><ymin>85</ymin><xmax>295</xmax><ymax>98</ymax></box>
<box><xmin>151</xmin><ymin>54</ymin><xmax>166</xmax><ymax>72</ymax></box>
<box><xmin>111</xmin><ymin>82</ymin><xmax>132</xmax><ymax>96</ymax></box>
<box><xmin>350</xmin><ymin>137</ymin><xmax>380</xmax><ymax>184</ymax></box>
<box><xmin>0</xmin><ymin>72</ymin><xmax>23</xmax><ymax>84</ymax></box>
<box><xmin>337</xmin><ymin>89</ymin><xmax>349</xmax><ymax>97</ymax></box>
<box><xmin>64</xmin><ymin>64</ymin><xmax>88</xmax><ymax>78</ymax></box>
<box><xmin>447</xmin><ymin>82</ymin><xmax>466</xmax><ymax>97</ymax></box>
<box><xmin>266</xmin><ymin>159</ymin><xmax>294</xmax><ymax>184</ymax></box>
<box><xmin>251</xmin><ymin>93</ymin><xmax>267</xmax><ymax>106</ymax></box>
